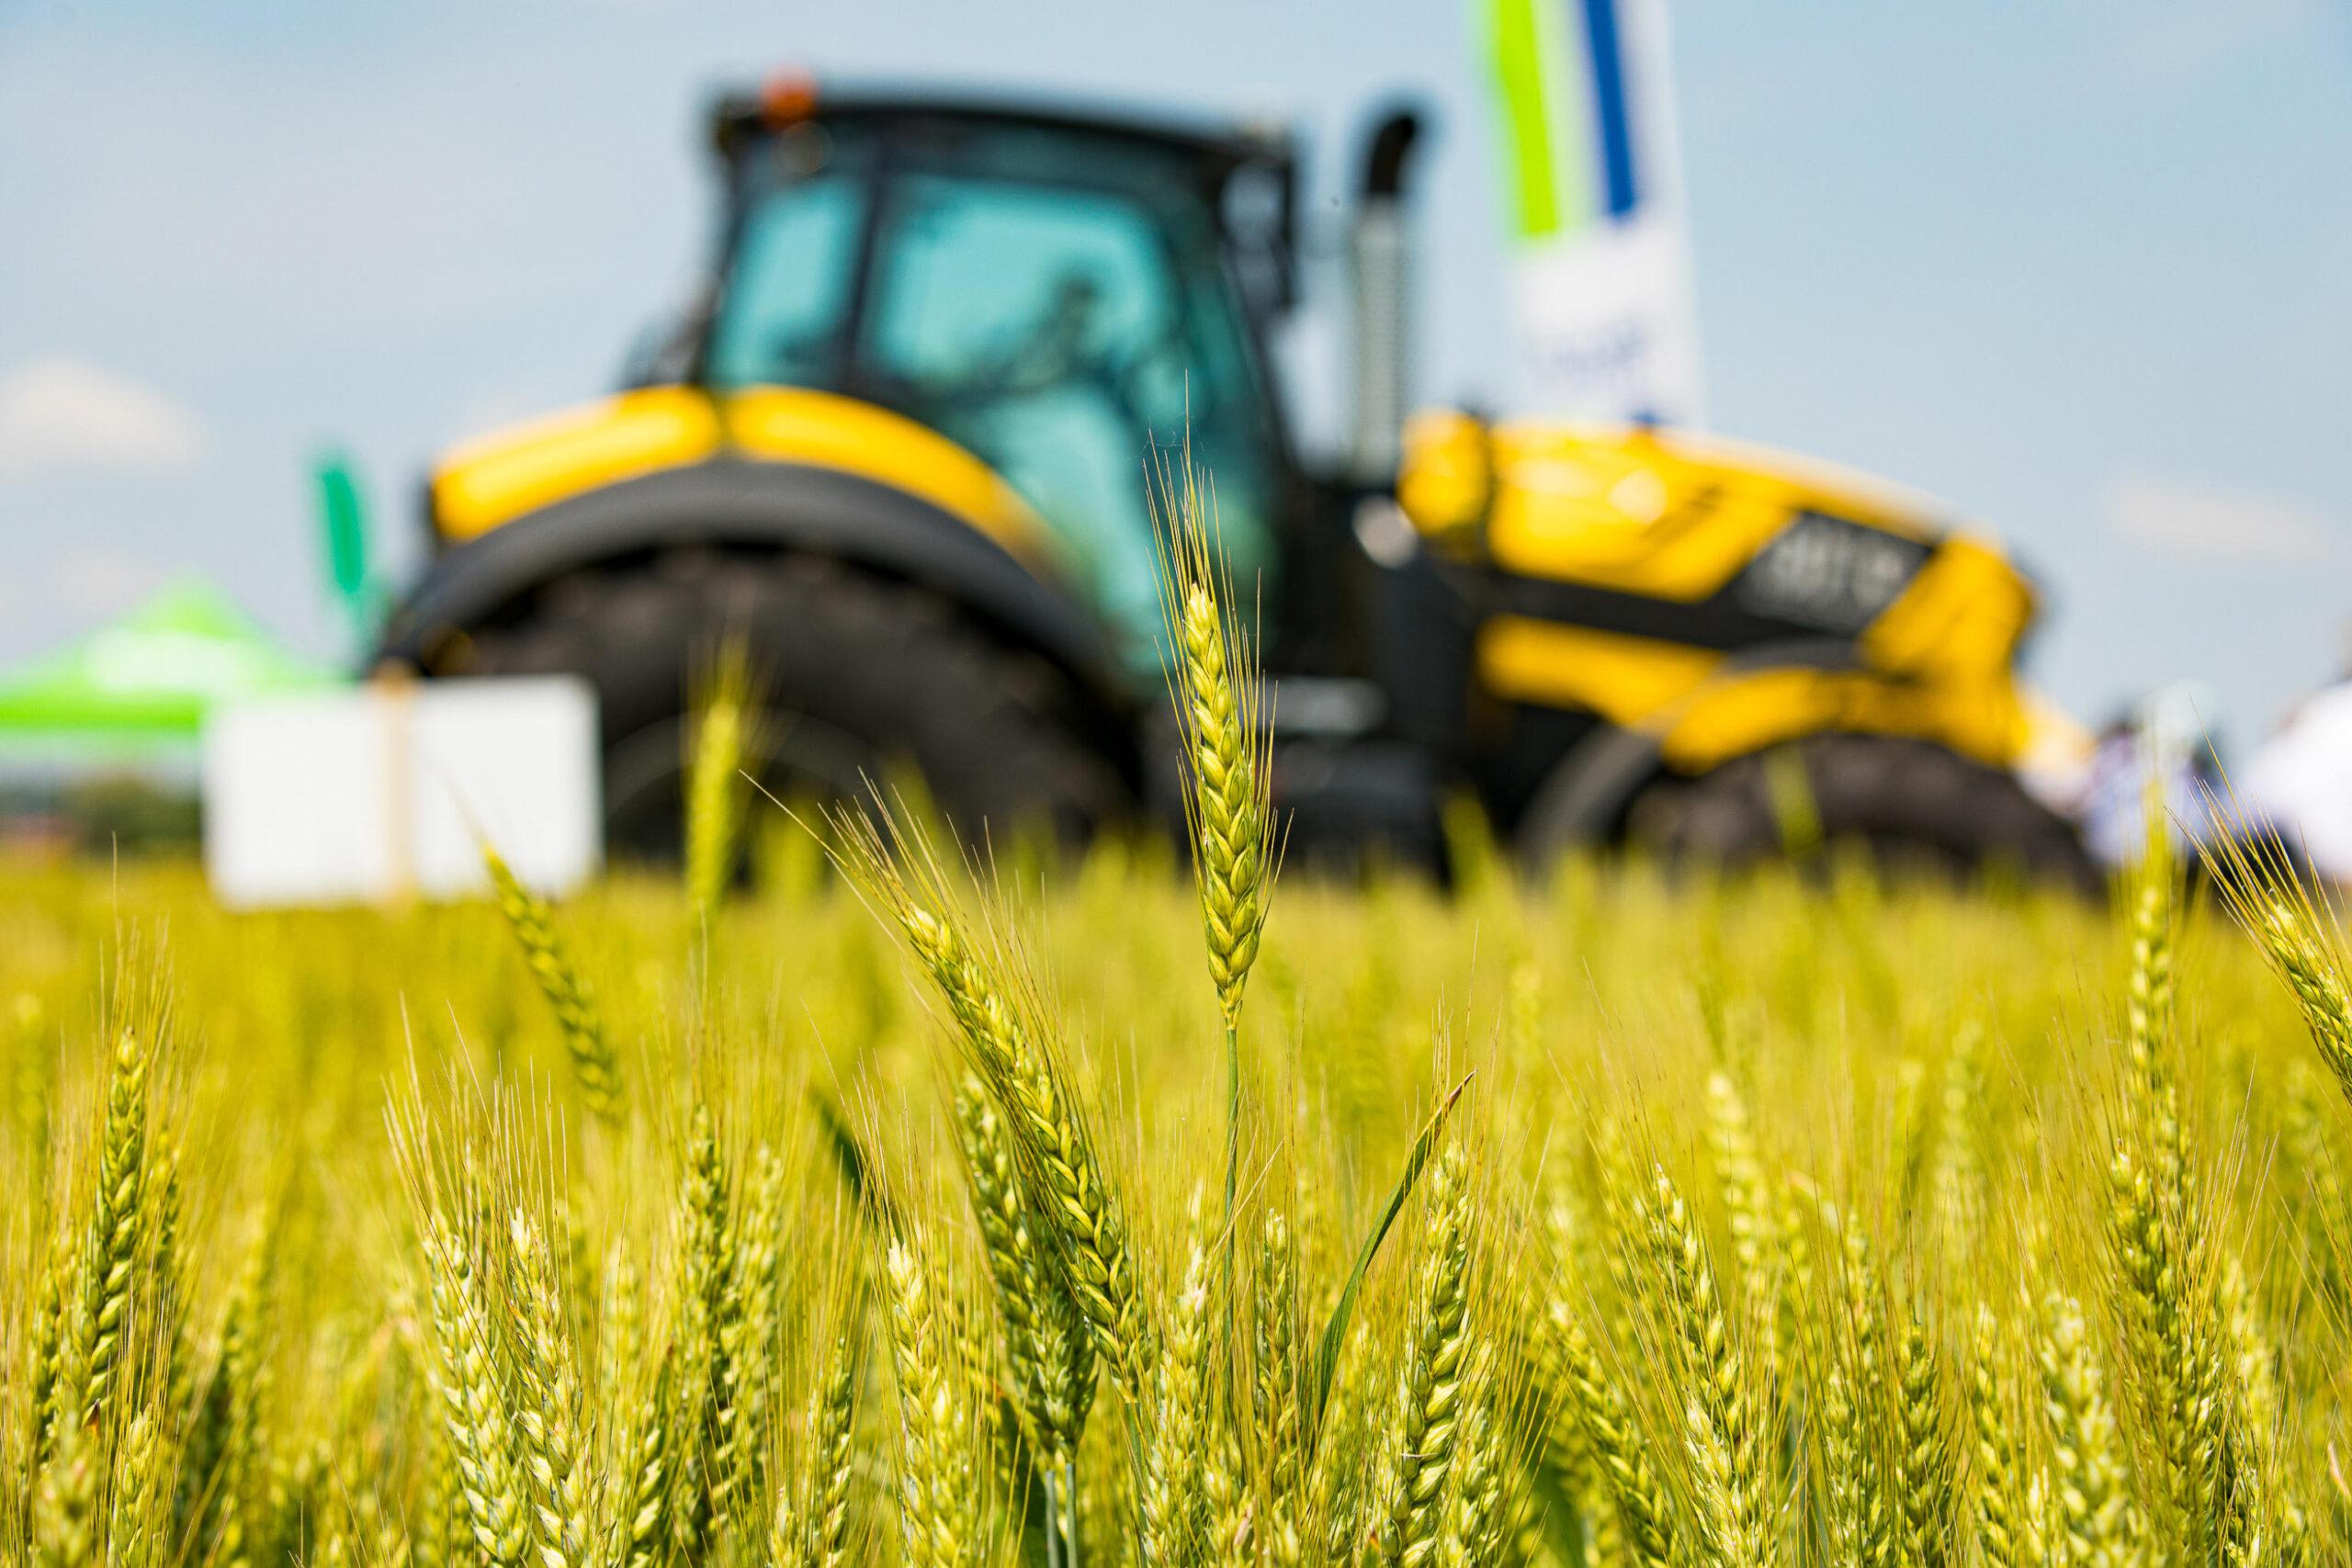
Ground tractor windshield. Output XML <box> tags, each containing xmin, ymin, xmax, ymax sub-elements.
<box><xmin>707</xmin><ymin>115</ymin><xmax>1279</xmax><ymax>669</ymax></box>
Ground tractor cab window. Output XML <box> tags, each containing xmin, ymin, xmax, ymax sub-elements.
<box><xmin>707</xmin><ymin>164</ymin><xmax>867</xmax><ymax>389</ymax></box>
<box><xmin>859</xmin><ymin>167</ymin><xmax>1274</xmax><ymax>669</ymax></box>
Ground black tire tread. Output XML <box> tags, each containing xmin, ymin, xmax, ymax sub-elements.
<box><xmin>1624</xmin><ymin>733</ymin><xmax>2099</xmax><ymax>891</ymax></box>
<box><xmin>452</xmin><ymin>552</ymin><xmax>1127</xmax><ymax>850</ymax></box>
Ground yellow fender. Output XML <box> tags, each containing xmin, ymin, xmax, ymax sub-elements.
<box><xmin>431</xmin><ymin>385</ymin><xmax>1051</xmax><ymax>565</ymax></box>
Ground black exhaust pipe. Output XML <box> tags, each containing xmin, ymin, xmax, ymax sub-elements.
<box><xmin>1351</xmin><ymin>107</ymin><xmax>1426</xmax><ymax>484</ymax></box>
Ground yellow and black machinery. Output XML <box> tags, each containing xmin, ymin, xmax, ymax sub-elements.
<box><xmin>377</xmin><ymin>80</ymin><xmax>2093</xmax><ymax>884</ymax></box>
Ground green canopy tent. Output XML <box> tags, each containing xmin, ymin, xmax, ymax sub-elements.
<box><xmin>0</xmin><ymin>580</ymin><xmax>341</xmax><ymax>748</ymax></box>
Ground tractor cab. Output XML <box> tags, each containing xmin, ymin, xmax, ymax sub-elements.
<box><xmin>692</xmin><ymin>87</ymin><xmax>1315</xmax><ymax>674</ymax></box>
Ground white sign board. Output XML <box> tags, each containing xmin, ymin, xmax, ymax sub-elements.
<box><xmin>1482</xmin><ymin>0</ymin><xmax>1703</xmax><ymax>424</ymax></box>
<box><xmin>202</xmin><ymin>676</ymin><xmax>601</xmax><ymax>908</ymax></box>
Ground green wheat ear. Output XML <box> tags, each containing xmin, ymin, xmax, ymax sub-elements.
<box><xmin>1254</xmin><ymin>1208</ymin><xmax>1307</xmax><ymax>1562</ymax></box>
<box><xmin>33</xmin><ymin>1408</ymin><xmax>96</xmax><ymax>1567</ymax></box>
<box><xmin>507</xmin><ymin>1209</ymin><xmax>594</xmax><ymax>1568</ymax></box>
<box><xmin>829</xmin><ymin>804</ymin><xmax>1148</xmax><ymax>1395</ymax></box>
<box><xmin>2035</xmin><ymin>1291</ymin><xmax>2132</xmax><ymax>1564</ymax></box>
<box><xmin>78</xmin><ymin>1024</ymin><xmax>151</xmax><ymax>1430</ymax></box>
<box><xmin>1150</xmin><ymin>439</ymin><xmax>1279</xmax><ymax>1331</ymax></box>
<box><xmin>1969</xmin><ymin>1303</ymin><xmax>2030</xmax><ymax>1568</ymax></box>
<box><xmin>1548</xmin><ymin>1300</ymin><xmax>1674</xmax><ymax>1568</ymax></box>
<box><xmin>952</xmin><ymin>1071</ymin><xmax>1096</xmax><ymax>1468</ymax></box>
<box><xmin>881</xmin><ymin>1230</ymin><xmax>989</xmax><ymax>1568</ymax></box>
<box><xmin>1376</xmin><ymin>1144</ymin><xmax>1476</xmax><ymax>1568</ymax></box>
<box><xmin>1152</xmin><ymin>448</ymin><xmax>1274</xmax><ymax>1034</ymax></box>
<box><xmin>424</xmin><ymin>1211</ymin><xmax>531</xmax><ymax>1568</ymax></box>
<box><xmin>2123</xmin><ymin>773</ymin><xmax>2179</xmax><ymax>1084</ymax></box>
<box><xmin>685</xmin><ymin>639</ymin><xmax>754</xmax><ymax>922</ymax></box>
<box><xmin>482</xmin><ymin>842</ymin><xmax>625</xmax><ymax>1128</ymax></box>
<box><xmin>1178</xmin><ymin>571</ymin><xmax>1271</xmax><ymax>1030</ymax></box>
<box><xmin>2207</xmin><ymin>819</ymin><xmax>2352</xmax><ymax>1109</ymax></box>
<box><xmin>1638</xmin><ymin>1164</ymin><xmax>1777</xmax><ymax>1568</ymax></box>
<box><xmin>1141</xmin><ymin>1207</ymin><xmax>1219</xmax><ymax>1566</ymax></box>
<box><xmin>797</xmin><ymin>1323</ymin><xmax>862</xmax><ymax>1568</ymax></box>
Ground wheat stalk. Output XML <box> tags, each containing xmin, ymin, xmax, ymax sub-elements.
<box><xmin>1970</xmin><ymin>1303</ymin><xmax>2029</xmax><ymax>1568</ymax></box>
<box><xmin>1894</xmin><ymin>1310</ymin><xmax>1957</xmax><ymax>1568</ymax></box>
<box><xmin>685</xmin><ymin>642</ymin><xmax>752</xmax><ymax>920</ymax></box>
<box><xmin>74</xmin><ymin>1027</ymin><xmax>149</xmax><ymax>1433</ymax></box>
<box><xmin>2036</xmin><ymin>1291</ymin><xmax>2132</xmax><ymax>1568</ymax></box>
<box><xmin>835</xmin><ymin>816</ymin><xmax>1148</xmax><ymax>1394</ymax></box>
<box><xmin>1546</xmin><ymin>1302</ymin><xmax>1671</xmax><ymax>1568</ymax></box>
<box><xmin>616</xmin><ymin>1352</ymin><xmax>674</xmax><ymax>1568</ymax></box>
<box><xmin>1375</xmin><ymin>1145</ymin><xmax>1475</xmax><ymax>1568</ymax></box>
<box><xmin>28</xmin><ymin>1224</ymin><xmax>73</xmax><ymax>1471</ymax></box>
<box><xmin>1153</xmin><ymin>448</ymin><xmax>1276</xmax><ymax>1300</ymax></box>
<box><xmin>32</xmin><ymin>1413</ymin><xmax>95</xmax><ymax>1568</ymax></box>
<box><xmin>1140</xmin><ymin>1222</ymin><xmax>1216</xmax><ymax>1567</ymax></box>
<box><xmin>104</xmin><ymin>1411</ymin><xmax>162</xmax><ymax>1568</ymax></box>
<box><xmin>483</xmin><ymin>844</ymin><xmax>625</xmax><ymax>1127</ymax></box>
<box><xmin>882</xmin><ymin>1234</ymin><xmax>980</xmax><ymax>1568</ymax></box>
<box><xmin>1155</xmin><ymin>457</ymin><xmax>1273</xmax><ymax>1037</ymax></box>
<box><xmin>508</xmin><ymin>1209</ymin><xmax>596</xmax><ymax>1568</ymax></box>
<box><xmin>953</xmin><ymin>1072</ymin><xmax>1095</xmax><ymax>1468</ymax></box>
<box><xmin>668</xmin><ymin>1100</ymin><xmax>736</xmax><ymax>1561</ymax></box>
<box><xmin>796</xmin><ymin>1325</ymin><xmax>860</xmax><ymax>1568</ymax></box>
<box><xmin>1434</xmin><ymin>1377</ymin><xmax>1508</xmax><ymax>1568</ymax></box>
<box><xmin>1254</xmin><ymin>1208</ymin><xmax>1306</xmax><ymax>1566</ymax></box>
<box><xmin>423</xmin><ymin>1213</ymin><xmax>530</xmax><ymax>1568</ymax></box>
<box><xmin>1641</xmin><ymin>1164</ymin><xmax>1777</xmax><ymax>1568</ymax></box>
<box><xmin>715</xmin><ymin>1144</ymin><xmax>786</xmax><ymax>1525</ymax></box>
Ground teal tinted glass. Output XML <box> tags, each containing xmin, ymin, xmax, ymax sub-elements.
<box><xmin>707</xmin><ymin>172</ymin><xmax>865</xmax><ymax>389</ymax></box>
<box><xmin>861</xmin><ymin>168</ymin><xmax>1272</xmax><ymax>667</ymax></box>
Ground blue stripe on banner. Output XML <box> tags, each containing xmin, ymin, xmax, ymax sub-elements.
<box><xmin>1580</xmin><ymin>0</ymin><xmax>1639</xmax><ymax>218</ymax></box>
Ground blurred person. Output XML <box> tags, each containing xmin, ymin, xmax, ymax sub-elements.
<box><xmin>2242</xmin><ymin>633</ymin><xmax>2352</xmax><ymax>885</ymax></box>
<box><xmin>2077</xmin><ymin>683</ymin><xmax>2222</xmax><ymax>870</ymax></box>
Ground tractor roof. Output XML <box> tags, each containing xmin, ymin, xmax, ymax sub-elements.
<box><xmin>709</xmin><ymin>81</ymin><xmax>1295</xmax><ymax>177</ymax></box>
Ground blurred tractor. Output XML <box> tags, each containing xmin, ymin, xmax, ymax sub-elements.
<box><xmin>377</xmin><ymin>80</ymin><xmax>2094</xmax><ymax>885</ymax></box>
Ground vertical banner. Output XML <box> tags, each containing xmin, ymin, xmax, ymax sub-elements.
<box><xmin>1482</xmin><ymin>0</ymin><xmax>1704</xmax><ymax>425</ymax></box>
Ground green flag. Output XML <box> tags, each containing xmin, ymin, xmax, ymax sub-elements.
<box><xmin>315</xmin><ymin>450</ymin><xmax>382</xmax><ymax>649</ymax></box>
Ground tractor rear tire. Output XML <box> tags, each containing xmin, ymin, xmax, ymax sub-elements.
<box><xmin>449</xmin><ymin>551</ymin><xmax>1129</xmax><ymax>859</ymax></box>
<box><xmin>1618</xmin><ymin>734</ymin><xmax>2100</xmax><ymax>892</ymax></box>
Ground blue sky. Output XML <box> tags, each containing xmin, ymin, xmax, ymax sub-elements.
<box><xmin>2</xmin><ymin>1</ymin><xmax>2346</xmax><ymax>750</ymax></box>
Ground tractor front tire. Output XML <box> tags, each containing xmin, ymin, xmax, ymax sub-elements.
<box><xmin>451</xmin><ymin>551</ymin><xmax>1129</xmax><ymax>858</ymax></box>
<box><xmin>1618</xmin><ymin>734</ymin><xmax>2099</xmax><ymax>892</ymax></box>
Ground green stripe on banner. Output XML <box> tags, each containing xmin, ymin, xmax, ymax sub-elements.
<box><xmin>1488</xmin><ymin>0</ymin><xmax>1597</xmax><ymax>242</ymax></box>
<box><xmin>1538</xmin><ymin>0</ymin><xmax>1596</xmax><ymax>232</ymax></box>
<box><xmin>1490</xmin><ymin>0</ymin><xmax>1559</xmax><ymax>239</ymax></box>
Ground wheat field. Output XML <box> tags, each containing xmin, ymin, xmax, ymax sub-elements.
<box><xmin>8</xmin><ymin>528</ymin><xmax>2352</xmax><ymax>1566</ymax></box>
<box><xmin>8</xmin><ymin>786</ymin><xmax>2352</xmax><ymax>1567</ymax></box>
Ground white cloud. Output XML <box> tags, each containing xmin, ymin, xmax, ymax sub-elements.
<box><xmin>48</xmin><ymin>547</ymin><xmax>174</xmax><ymax>617</ymax></box>
<box><xmin>0</xmin><ymin>358</ymin><xmax>207</xmax><ymax>480</ymax></box>
<box><xmin>2103</xmin><ymin>474</ymin><xmax>2341</xmax><ymax>566</ymax></box>
<box><xmin>2098</xmin><ymin>0</ymin><xmax>2329</xmax><ymax>91</ymax></box>
<box><xmin>0</xmin><ymin>547</ymin><xmax>175</xmax><ymax>660</ymax></box>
